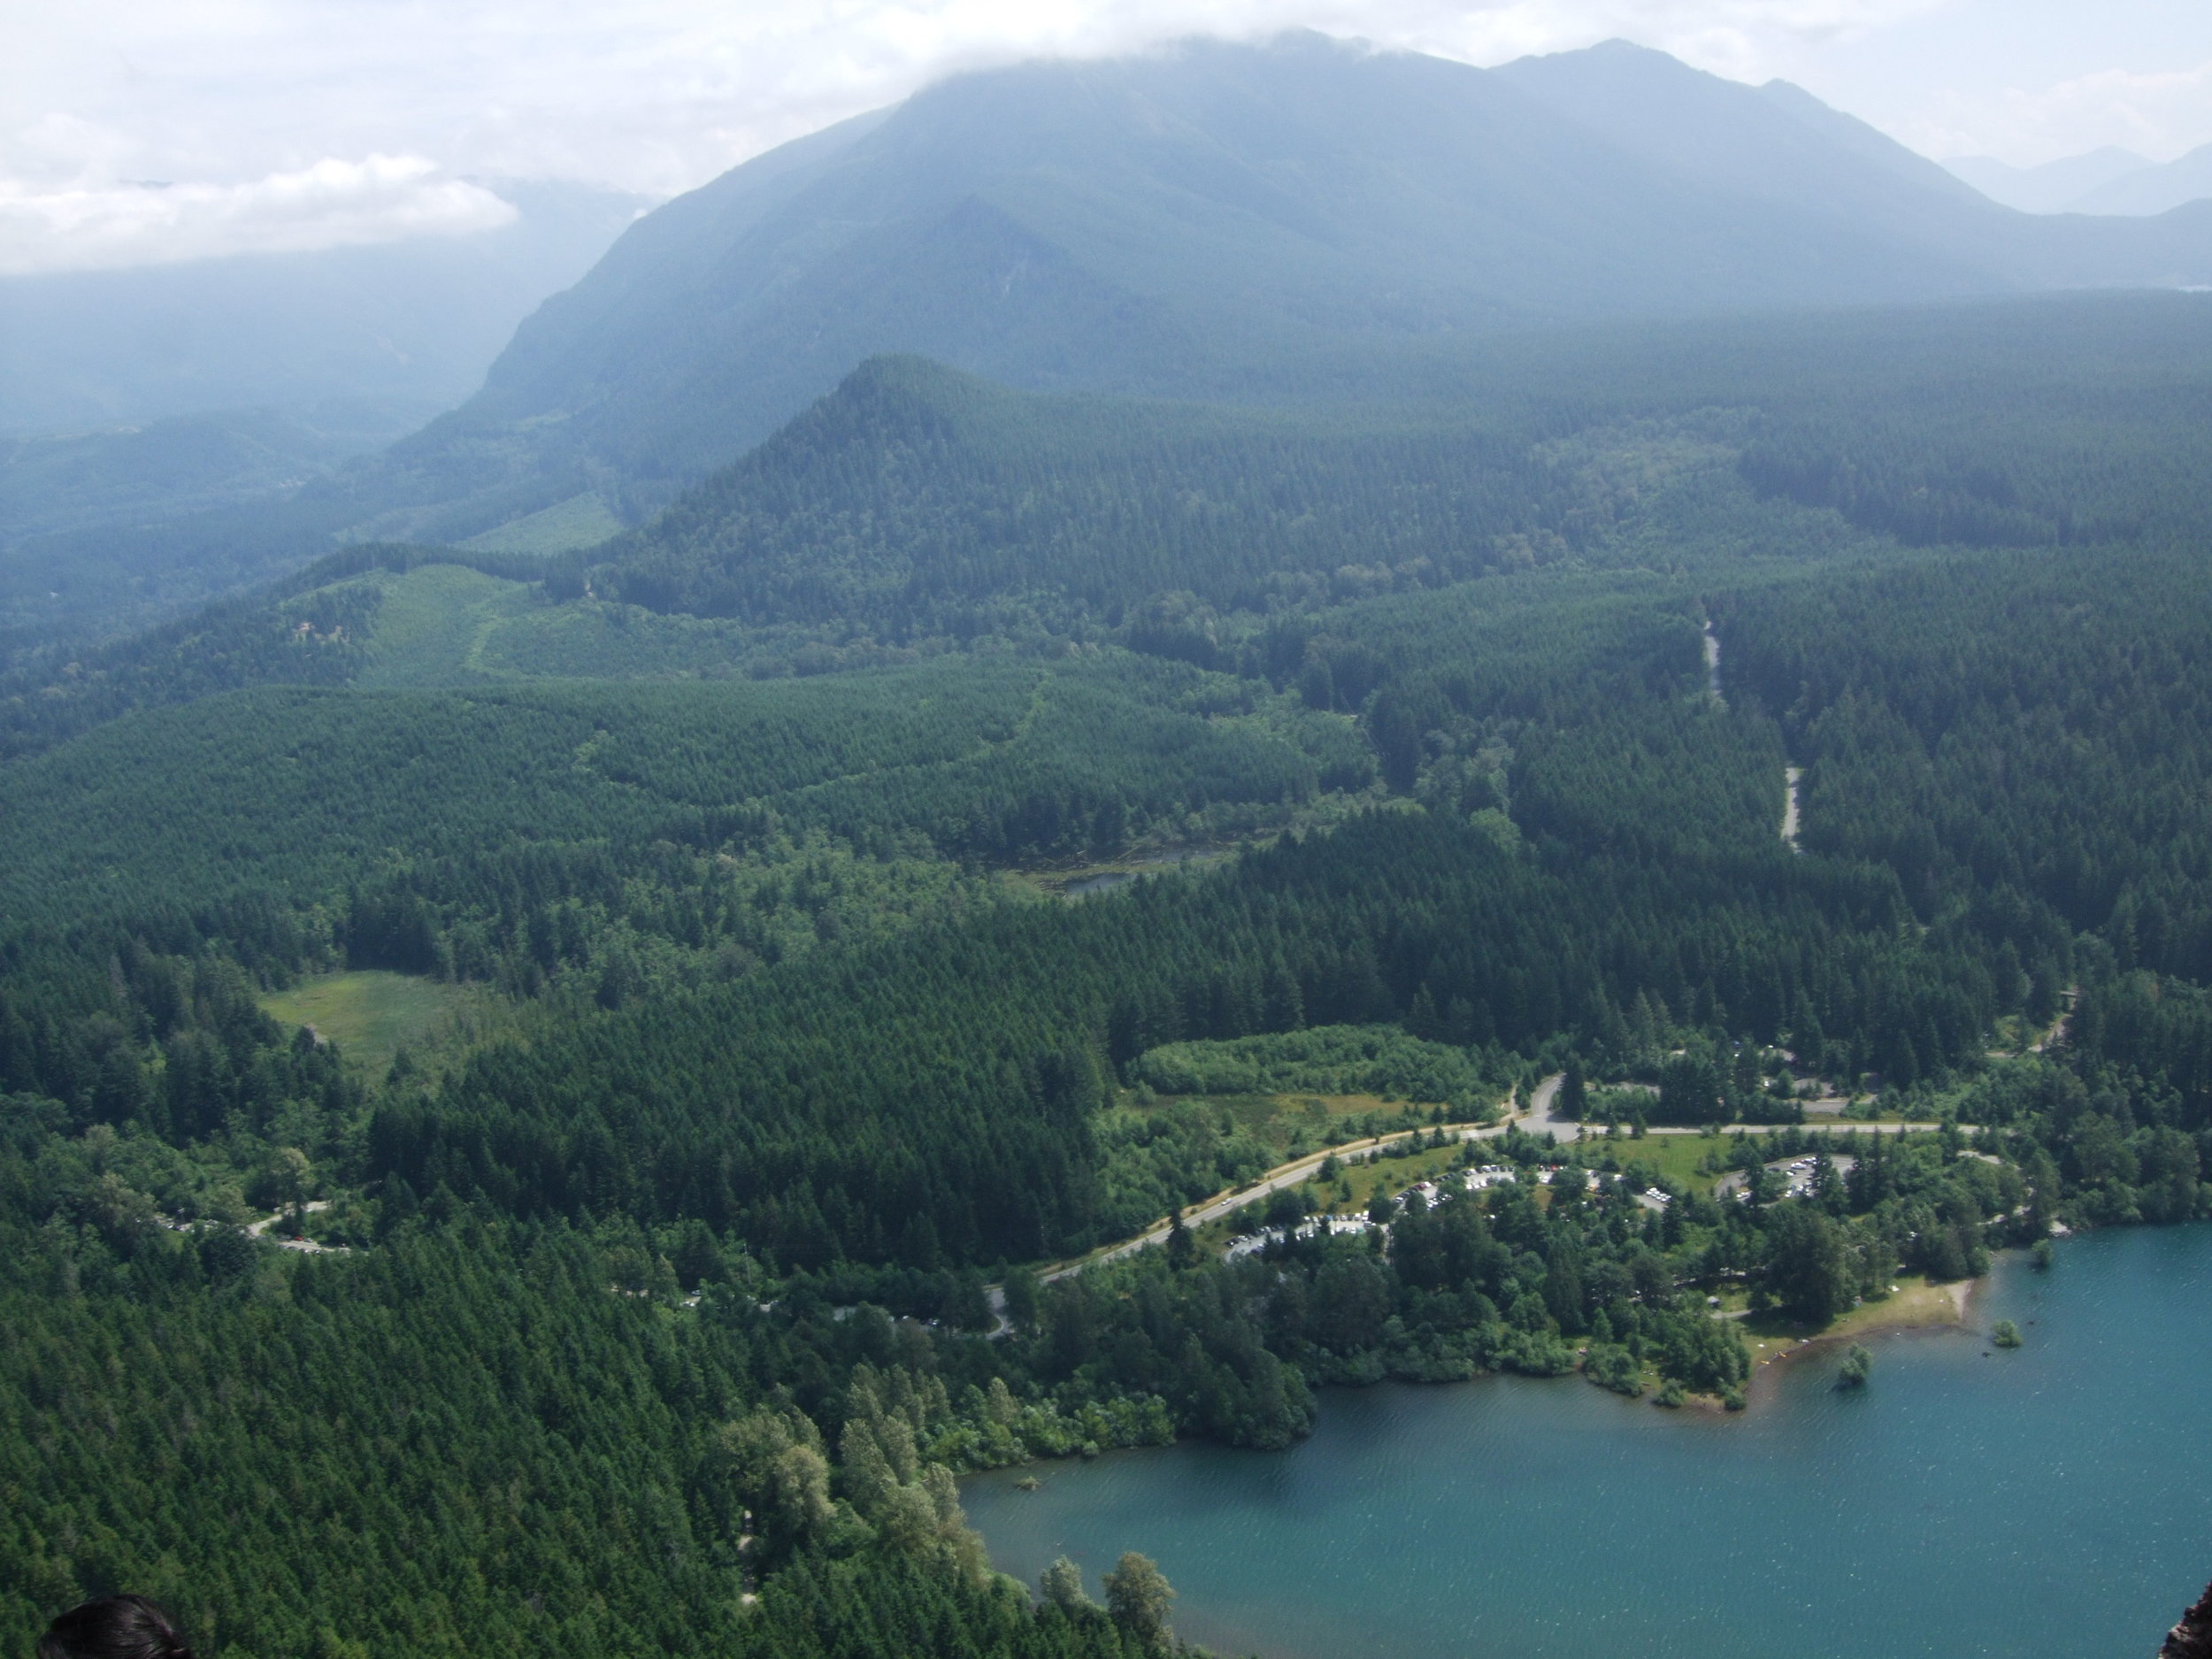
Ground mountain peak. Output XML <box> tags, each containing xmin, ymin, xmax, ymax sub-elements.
<box><xmin>336</xmin><ymin>32</ymin><xmax>2212</xmax><ymax>549</ymax></box>
<box><xmin>1495</xmin><ymin>42</ymin><xmax>1979</xmax><ymax>210</ymax></box>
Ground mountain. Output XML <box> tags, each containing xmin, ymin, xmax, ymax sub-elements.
<box><xmin>1947</xmin><ymin>144</ymin><xmax>2212</xmax><ymax>217</ymax></box>
<box><xmin>349</xmin><ymin>35</ymin><xmax>2212</xmax><ymax>546</ymax></box>
<box><xmin>1945</xmin><ymin>147</ymin><xmax>2152</xmax><ymax>213</ymax></box>
<box><xmin>14</xmin><ymin>286</ymin><xmax>2209</xmax><ymax>765</ymax></box>
<box><xmin>0</xmin><ymin>182</ymin><xmax>641</xmax><ymax>651</ymax></box>
<box><xmin>2073</xmin><ymin>143</ymin><xmax>2212</xmax><ymax>217</ymax></box>
<box><xmin>10</xmin><ymin>65</ymin><xmax>2212</xmax><ymax>1651</ymax></box>
<box><xmin>1494</xmin><ymin>41</ymin><xmax>1987</xmax><ymax>220</ymax></box>
<box><xmin>0</xmin><ymin>403</ymin><xmax>421</xmax><ymax>546</ymax></box>
<box><xmin>575</xmin><ymin>289</ymin><xmax>2212</xmax><ymax>641</ymax></box>
<box><xmin>34</xmin><ymin>34</ymin><xmax>2212</xmax><ymax>629</ymax></box>
<box><xmin>0</xmin><ymin>180</ymin><xmax>643</xmax><ymax>435</ymax></box>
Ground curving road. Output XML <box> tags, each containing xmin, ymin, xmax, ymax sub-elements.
<box><xmin>1518</xmin><ymin>1071</ymin><xmax>1577</xmax><ymax>1143</ymax></box>
<box><xmin>1041</xmin><ymin>1075</ymin><xmax>1566</xmax><ymax>1283</ymax></box>
<box><xmin>1027</xmin><ymin>1079</ymin><xmax>1956</xmax><ymax>1287</ymax></box>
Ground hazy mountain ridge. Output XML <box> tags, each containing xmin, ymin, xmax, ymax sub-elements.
<box><xmin>0</xmin><ymin>402</ymin><xmax>427</xmax><ymax>545</ymax></box>
<box><xmin>1948</xmin><ymin>143</ymin><xmax>2212</xmax><ymax>217</ymax></box>
<box><xmin>10</xmin><ymin>52</ymin><xmax>2212</xmax><ymax>1649</ymax></box>
<box><xmin>13</xmin><ymin>288</ymin><xmax>2211</xmax><ymax>767</ymax></box>
<box><xmin>580</xmin><ymin>289</ymin><xmax>2212</xmax><ymax>632</ymax></box>
<box><xmin>0</xmin><ymin>180</ymin><xmax>647</xmax><ymax>647</ymax></box>
<box><xmin>1495</xmin><ymin>41</ymin><xmax>1986</xmax><ymax>222</ymax></box>
<box><xmin>0</xmin><ymin>180</ymin><xmax>645</xmax><ymax>436</ymax></box>
<box><xmin>24</xmin><ymin>33</ymin><xmax>2212</xmax><ymax>655</ymax></box>
<box><xmin>364</xmin><ymin>35</ymin><xmax>2212</xmax><ymax>544</ymax></box>
<box><xmin>2077</xmin><ymin>146</ymin><xmax>2212</xmax><ymax>217</ymax></box>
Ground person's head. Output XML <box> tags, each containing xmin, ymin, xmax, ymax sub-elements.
<box><xmin>36</xmin><ymin>1596</ymin><xmax>194</xmax><ymax>1659</ymax></box>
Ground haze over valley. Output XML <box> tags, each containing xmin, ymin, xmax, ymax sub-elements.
<box><xmin>4</xmin><ymin>15</ymin><xmax>2212</xmax><ymax>1659</ymax></box>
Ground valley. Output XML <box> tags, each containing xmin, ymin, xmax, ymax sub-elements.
<box><xmin>4</xmin><ymin>31</ymin><xmax>2212</xmax><ymax>1659</ymax></box>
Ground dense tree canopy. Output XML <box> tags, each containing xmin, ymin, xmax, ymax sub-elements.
<box><xmin>5</xmin><ymin>296</ymin><xmax>2212</xmax><ymax>1653</ymax></box>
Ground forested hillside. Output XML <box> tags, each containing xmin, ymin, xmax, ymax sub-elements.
<box><xmin>0</xmin><ymin>183</ymin><xmax>642</xmax><ymax>659</ymax></box>
<box><xmin>6</xmin><ymin>287</ymin><xmax>2212</xmax><ymax>1654</ymax></box>
<box><xmin>17</xmin><ymin>289</ymin><xmax>2211</xmax><ymax>726</ymax></box>
<box><xmin>382</xmin><ymin>35</ymin><xmax>2212</xmax><ymax>540</ymax></box>
<box><xmin>25</xmin><ymin>33</ymin><xmax>2212</xmax><ymax>662</ymax></box>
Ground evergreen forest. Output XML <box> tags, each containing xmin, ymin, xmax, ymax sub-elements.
<box><xmin>6</xmin><ymin>291</ymin><xmax>2212</xmax><ymax>1655</ymax></box>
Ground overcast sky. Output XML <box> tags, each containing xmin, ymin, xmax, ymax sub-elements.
<box><xmin>4</xmin><ymin>0</ymin><xmax>2210</xmax><ymax>275</ymax></box>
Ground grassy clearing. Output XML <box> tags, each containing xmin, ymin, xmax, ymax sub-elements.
<box><xmin>337</xmin><ymin>560</ymin><xmax>771</xmax><ymax>687</ymax></box>
<box><xmin>1130</xmin><ymin>1089</ymin><xmax>1485</xmax><ymax>1164</ymax></box>
<box><xmin>460</xmin><ymin>491</ymin><xmax>626</xmax><ymax>554</ymax></box>
<box><xmin>1818</xmin><ymin>1275</ymin><xmax>1974</xmax><ymax>1340</ymax></box>
<box><xmin>259</xmin><ymin>971</ymin><xmax>474</xmax><ymax>1078</ymax></box>
<box><xmin>471</xmin><ymin>599</ymin><xmax>758</xmax><ymax>680</ymax></box>
<box><xmin>1582</xmin><ymin>1130</ymin><xmax>1731</xmax><ymax>1192</ymax></box>
<box><xmin>353</xmin><ymin>564</ymin><xmax>535</xmax><ymax>687</ymax></box>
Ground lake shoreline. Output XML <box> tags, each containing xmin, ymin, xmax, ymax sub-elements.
<box><xmin>965</xmin><ymin>1227</ymin><xmax>2212</xmax><ymax>1659</ymax></box>
<box><xmin>1672</xmin><ymin>1271</ymin><xmax>1985</xmax><ymax>1411</ymax></box>
<box><xmin>1745</xmin><ymin>1272</ymin><xmax>1982</xmax><ymax>1386</ymax></box>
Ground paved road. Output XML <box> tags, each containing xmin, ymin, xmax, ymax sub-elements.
<box><xmin>1042</xmin><ymin>1075</ymin><xmax>1567</xmax><ymax>1282</ymax></box>
<box><xmin>1789</xmin><ymin>1118</ymin><xmax>1943</xmax><ymax>1135</ymax></box>
<box><xmin>1519</xmin><ymin>1072</ymin><xmax>1576</xmax><ymax>1143</ymax></box>
<box><xmin>1028</xmin><ymin>1079</ymin><xmax>1955</xmax><ymax>1286</ymax></box>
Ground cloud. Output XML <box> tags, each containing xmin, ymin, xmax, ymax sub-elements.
<box><xmin>0</xmin><ymin>1</ymin><xmax>1960</xmax><ymax>203</ymax></box>
<box><xmin>3</xmin><ymin>0</ymin><xmax>2206</xmax><ymax>271</ymax></box>
<box><xmin>1904</xmin><ymin>58</ymin><xmax>2212</xmax><ymax>166</ymax></box>
<box><xmin>0</xmin><ymin>154</ymin><xmax>518</xmax><ymax>276</ymax></box>
<box><xmin>400</xmin><ymin>0</ymin><xmax>1952</xmax><ymax>188</ymax></box>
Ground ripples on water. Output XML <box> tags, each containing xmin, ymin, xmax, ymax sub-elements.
<box><xmin>964</xmin><ymin>1225</ymin><xmax>2212</xmax><ymax>1659</ymax></box>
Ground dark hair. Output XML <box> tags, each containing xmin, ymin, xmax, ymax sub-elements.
<box><xmin>36</xmin><ymin>1596</ymin><xmax>195</xmax><ymax>1659</ymax></box>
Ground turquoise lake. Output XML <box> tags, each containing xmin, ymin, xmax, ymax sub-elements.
<box><xmin>964</xmin><ymin>1225</ymin><xmax>2212</xmax><ymax>1658</ymax></box>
